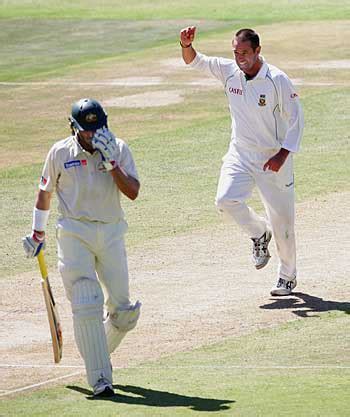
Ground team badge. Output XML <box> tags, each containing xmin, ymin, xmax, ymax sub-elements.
<box><xmin>85</xmin><ymin>113</ymin><xmax>98</xmax><ymax>123</ymax></box>
<box><xmin>97</xmin><ymin>161</ymin><xmax>107</xmax><ymax>172</ymax></box>
<box><xmin>258</xmin><ymin>94</ymin><xmax>266</xmax><ymax>106</ymax></box>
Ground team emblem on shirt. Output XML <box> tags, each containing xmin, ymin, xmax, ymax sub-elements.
<box><xmin>97</xmin><ymin>160</ymin><xmax>116</xmax><ymax>172</ymax></box>
<box><xmin>258</xmin><ymin>94</ymin><xmax>266</xmax><ymax>106</ymax></box>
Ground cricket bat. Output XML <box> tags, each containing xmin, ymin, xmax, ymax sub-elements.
<box><xmin>37</xmin><ymin>251</ymin><xmax>63</xmax><ymax>363</ymax></box>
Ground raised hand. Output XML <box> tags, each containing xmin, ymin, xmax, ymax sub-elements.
<box><xmin>180</xmin><ymin>26</ymin><xmax>196</xmax><ymax>47</ymax></box>
<box><xmin>92</xmin><ymin>127</ymin><xmax>119</xmax><ymax>171</ymax></box>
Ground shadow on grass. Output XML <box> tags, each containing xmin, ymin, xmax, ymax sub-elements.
<box><xmin>260</xmin><ymin>292</ymin><xmax>350</xmax><ymax>317</ymax></box>
<box><xmin>67</xmin><ymin>384</ymin><xmax>235</xmax><ymax>411</ymax></box>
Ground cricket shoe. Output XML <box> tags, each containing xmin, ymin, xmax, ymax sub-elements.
<box><xmin>270</xmin><ymin>277</ymin><xmax>297</xmax><ymax>296</ymax></box>
<box><xmin>251</xmin><ymin>230</ymin><xmax>272</xmax><ymax>270</ymax></box>
<box><xmin>93</xmin><ymin>377</ymin><xmax>114</xmax><ymax>397</ymax></box>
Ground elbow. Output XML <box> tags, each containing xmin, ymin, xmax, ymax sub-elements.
<box><xmin>129</xmin><ymin>182</ymin><xmax>140</xmax><ymax>201</ymax></box>
<box><xmin>129</xmin><ymin>191</ymin><xmax>138</xmax><ymax>201</ymax></box>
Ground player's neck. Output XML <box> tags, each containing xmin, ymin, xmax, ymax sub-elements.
<box><xmin>244</xmin><ymin>57</ymin><xmax>262</xmax><ymax>80</ymax></box>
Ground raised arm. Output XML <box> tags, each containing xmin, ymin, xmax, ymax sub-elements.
<box><xmin>180</xmin><ymin>26</ymin><xmax>197</xmax><ymax>64</ymax></box>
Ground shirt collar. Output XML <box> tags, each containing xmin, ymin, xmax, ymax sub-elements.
<box><xmin>240</xmin><ymin>56</ymin><xmax>269</xmax><ymax>81</ymax></box>
<box><xmin>254</xmin><ymin>56</ymin><xmax>269</xmax><ymax>79</ymax></box>
<box><xmin>71</xmin><ymin>134</ymin><xmax>94</xmax><ymax>158</ymax></box>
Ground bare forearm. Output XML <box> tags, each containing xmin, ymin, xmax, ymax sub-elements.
<box><xmin>35</xmin><ymin>189</ymin><xmax>52</xmax><ymax>210</ymax></box>
<box><xmin>180</xmin><ymin>26</ymin><xmax>197</xmax><ymax>64</ymax></box>
<box><xmin>181</xmin><ymin>44</ymin><xmax>197</xmax><ymax>64</ymax></box>
<box><xmin>110</xmin><ymin>166</ymin><xmax>140</xmax><ymax>200</ymax></box>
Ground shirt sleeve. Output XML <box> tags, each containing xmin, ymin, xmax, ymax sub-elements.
<box><xmin>118</xmin><ymin>141</ymin><xmax>139</xmax><ymax>181</ymax></box>
<box><xmin>278</xmin><ymin>75</ymin><xmax>304</xmax><ymax>153</ymax></box>
<box><xmin>39</xmin><ymin>145</ymin><xmax>59</xmax><ymax>192</ymax></box>
<box><xmin>188</xmin><ymin>52</ymin><xmax>233</xmax><ymax>85</ymax></box>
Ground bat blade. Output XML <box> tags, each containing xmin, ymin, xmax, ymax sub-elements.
<box><xmin>37</xmin><ymin>251</ymin><xmax>63</xmax><ymax>363</ymax></box>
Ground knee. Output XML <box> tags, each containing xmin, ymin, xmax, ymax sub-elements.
<box><xmin>72</xmin><ymin>278</ymin><xmax>104</xmax><ymax>318</ymax></box>
<box><xmin>215</xmin><ymin>195</ymin><xmax>241</xmax><ymax>213</ymax></box>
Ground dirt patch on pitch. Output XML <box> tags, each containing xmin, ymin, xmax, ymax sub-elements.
<box><xmin>1</xmin><ymin>191</ymin><xmax>349</xmax><ymax>395</ymax></box>
<box><xmin>103</xmin><ymin>90</ymin><xmax>185</xmax><ymax>108</ymax></box>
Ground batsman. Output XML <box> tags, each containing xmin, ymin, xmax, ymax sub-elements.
<box><xmin>23</xmin><ymin>98</ymin><xmax>141</xmax><ymax>397</ymax></box>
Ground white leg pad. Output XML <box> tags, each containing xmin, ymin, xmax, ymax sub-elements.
<box><xmin>105</xmin><ymin>300</ymin><xmax>141</xmax><ymax>354</ymax></box>
<box><xmin>72</xmin><ymin>278</ymin><xmax>112</xmax><ymax>387</ymax></box>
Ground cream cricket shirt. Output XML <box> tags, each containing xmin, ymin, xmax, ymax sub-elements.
<box><xmin>189</xmin><ymin>53</ymin><xmax>304</xmax><ymax>153</ymax></box>
<box><xmin>39</xmin><ymin>135</ymin><xmax>138</xmax><ymax>223</ymax></box>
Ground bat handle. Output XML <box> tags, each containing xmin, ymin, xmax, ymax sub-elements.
<box><xmin>37</xmin><ymin>251</ymin><xmax>48</xmax><ymax>279</ymax></box>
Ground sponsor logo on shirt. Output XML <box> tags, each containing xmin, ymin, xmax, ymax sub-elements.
<box><xmin>258</xmin><ymin>94</ymin><xmax>266</xmax><ymax>106</ymax></box>
<box><xmin>229</xmin><ymin>87</ymin><xmax>243</xmax><ymax>95</ymax></box>
<box><xmin>40</xmin><ymin>176</ymin><xmax>47</xmax><ymax>185</ymax></box>
<box><xmin>64</xmin><ymin>159</ymin><xmax>88</xmax><ymax>169</ymax></box>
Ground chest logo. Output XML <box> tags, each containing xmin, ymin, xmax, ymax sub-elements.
<box><xmin>258</xmin><ymin>94</ymin><xmax>266</xmax><ymax>106</ymax></box>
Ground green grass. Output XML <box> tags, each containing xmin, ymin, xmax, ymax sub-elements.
<box><xmin>0</xmin><ymin>19</ymin><xmax>232</xmax><ymax>81</ymax></box>
<box><xmin>2</xmin><ymin>84</ymin><xmax>349</xmax><ymax>277</ymax></box>
<box><xmin>1</xmin><ymin>0</ymin><xmax>349</xmax><ymax>20</ymax></box>
<box><xmin>2</xmin><ymin>312</ymin><xmax>349</xmax><ymax>416</ymax></box>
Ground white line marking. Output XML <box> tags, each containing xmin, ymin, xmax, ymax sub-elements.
<box><xmin>1</xmin><ymin>363</ymin><xmax>349</xmax><ymax>370</ymax></box>
<box><xmin>0</xmin><ymin>363</ymin><xmax>85</xmax><ymax>369</ymax></box>
<box><xmin>0</xmin><ymin>364</ymin><xmax>347</xmax><ymax>398</ymax></box>
<box><xmin>132</xmin><ymin>365</ymin><xmax>350</xmax><ymax>370</ymax></box>
<box><xmin>0</xmin><ymin>371</ymin><xmax>82</xmax><ymax>397</ymax></box>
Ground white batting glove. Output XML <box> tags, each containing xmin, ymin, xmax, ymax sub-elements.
<box><xmin>22</xmin><ymin>231</ymin><xmax>46</xmax><ymax>258</ymax></box>
<box><xmin>92</xmin><ymin>127</ymin><xmax>119</xmax><ymax>171</ymax></box>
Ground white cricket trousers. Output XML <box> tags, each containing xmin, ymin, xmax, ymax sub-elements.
<box><xmin>56</xmin><ymin>217</ymin><xmax>131</xmax><ymax>309</ymax></box>
<box><xmin>56</xmin><ymin>217</ymin><xmax>132</xmax><ymax>387</ymax></box>
<box><xmin>215</xmin><ymin>145</ymin><xmax>296</xmax><ymax>280</ymax></box>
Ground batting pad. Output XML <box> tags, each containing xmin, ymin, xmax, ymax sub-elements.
<box><xmin>72</xmin><ymin>278</ymin><xmax>112</xmax><ymax>387</ymax></box>
<box><xmin>105</xmin><ymin>300</ymin><xmax>141</xmax><ymax>354</ymax></box>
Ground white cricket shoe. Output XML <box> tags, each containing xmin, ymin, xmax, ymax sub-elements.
<box><xmin>251</xmin><ymin>230</ymin><xmax>272</xmax><ymax>270</ymax></box>
<box><xmin>93</xmin><ymin>377</ymin><xmax>114</xmax><ymax>397</ymax></box>
<box><xmin>270</xmin><ymin>277</ymin><xmax>297</xmax><ymax>296</ymax></box>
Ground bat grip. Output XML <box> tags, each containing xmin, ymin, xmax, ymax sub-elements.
<box><xmin>37</xmin><ymin>251</ymin><xmax>48</xmax><ymax>279</ymax></box>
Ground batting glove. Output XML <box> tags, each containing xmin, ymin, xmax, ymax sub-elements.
<box><xmin>22</xmin><ymin>231</ymin><xmax>46</xmax><ymax>258</ymax></box>
<box><xmin>92</xmin><ymin>128</ymin><xmax>119</xmax><ymax>171</ymax></box>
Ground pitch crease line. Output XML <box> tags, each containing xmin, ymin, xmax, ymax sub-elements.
<box><xmin>0</xmin><ymin>371</ymin><xmax>82</xmax><ymax>397</ymax></box>
<box><xmin>0</xmin><ymin>364</ymin><xmax>85</xmax><ymax>369</ymax></box>
<box><xmin>131</xmin><ymin>365</ymin><xmax>350</xmax><ymax>370</ymax></box>
<box><xmin>1</xmin><ymin>364</ymin><xmax>349</xmax><ymax>370</ymax></box>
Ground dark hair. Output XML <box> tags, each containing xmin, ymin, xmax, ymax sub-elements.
<box><xmin>235</xmin><ymin>28</ymin><xmax>260</xmax><ymax>51</ymax></box>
